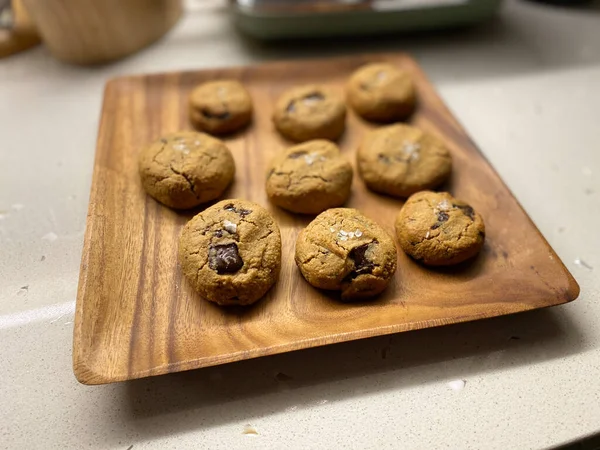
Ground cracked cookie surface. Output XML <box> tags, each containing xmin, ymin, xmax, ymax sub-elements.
<box><xmin>347</xmin><ymin>63</ymin><xmax>416</xmax><ymax>122</ymax></box>
<box><xmin>266</xmin><ymin>140</ymin><xmax>353</xmax><ymax>214</ymax></box>
<box><xmin>189</xmin><ymin>80</ymin><xmax>252</xmax><ymax>135</ymax></box>
<box><xmin>357</xmin><ymin>124</ymin><xmax>452</xmax><ymax>198</ymax></box>
<box><xmin>295</xmin><ymin>208</ymin><xmax>397</xmax><ymax>300</ymax></box>
<box><xmin>272</xmin><ymin>84</ymin><xmax>346</xmax><ymax>142</ymax></box>
<box><xmin>138</xmin><ymin>131</ymin><xmax>235</xmax><ymax>210</ymax></box>
<box><xmin>179</xmin><ymin>199</ymin><xmax>282</xmax><ymax>306</ymax></box>
<box><xmin>395</xmin><ymin>191</ymin><xmax>485</xmax><ymax>266</ymax></box>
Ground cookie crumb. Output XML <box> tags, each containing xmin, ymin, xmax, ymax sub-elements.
<box><xmin>242</xmin><ymin>425</ymin><xmax>258</xmax><ymax>435</ymax></box>
<box><xmin>447</xmin><ymin>379</ymin><xmax>466</xmax><ymax>391</ymax></box>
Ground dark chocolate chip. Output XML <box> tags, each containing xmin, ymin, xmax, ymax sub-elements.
<box><xmin>378</xmin><ymin>154</ymin><xmax>390</xmax><ymax>164</ymax></box>
<box><xmin>454</xmin><ymin>204</ymin><xmax>475</xmax><ymax>220</ymax></box>
<box><xmin>224</xmin><ymin>204</ymin><xmax>252</xmax><ymax>217</ymax></box>
<box><xmin>344</xmin><ymin>242</ymin><xmax>377</xmax><ymax>281</ymax></box>
<box><xmin>209</xmin><ymin>243</ymin><xmax>243</xmax><ymax>274</ymax></box>
<box><xmin>288</xmin><ymin>151</ymin><xmax>307</xmax><ymax>159</ymax></box>
<box><xmin>303</xmin><ymin>92</ymin><xmax>324</xmax><ymax>102</ymax></box>
<box><xmin>201</xmin><ymin>108</ymin><xmax>230</xmax><ymax>120</ymax></box>
<box><xmin>431</xmin><ymin>212</ymin><xmax>449</xmax><ymax>230</ymax></box>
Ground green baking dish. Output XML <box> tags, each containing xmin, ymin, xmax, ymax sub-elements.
<box><xmin>232</xmin><ymin>0</ymin><xmax>503</xmax><ymax>40</ymax></box>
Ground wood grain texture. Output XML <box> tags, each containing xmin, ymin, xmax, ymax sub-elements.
<box><xmin>73</xmin><ymin>53</ymin><xmax>580</xmax><ymax>385</ymax></box>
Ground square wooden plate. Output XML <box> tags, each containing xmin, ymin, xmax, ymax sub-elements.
<box><xmin>73</xmin><ymin>53</ymin><xmax>579</xmax><ymax>385</ymax></box>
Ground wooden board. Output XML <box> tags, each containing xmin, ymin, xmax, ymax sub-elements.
<box><xmin>73</xmin><ymin>53</ymin><xmax>579</xmax><ymax>385</ymax></box>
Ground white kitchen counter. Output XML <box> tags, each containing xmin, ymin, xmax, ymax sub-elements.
<box><xmin>1</xmin><ymin>1</ymin><xmax>599</xmax><ymax>449</ymax></box>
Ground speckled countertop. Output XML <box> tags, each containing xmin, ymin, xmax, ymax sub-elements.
<box><xmin>1</xmin><ymin>1</ymin><xmax>599</xmax><ymax>449</ymax></box>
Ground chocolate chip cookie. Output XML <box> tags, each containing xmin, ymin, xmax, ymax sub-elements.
<box><xmin>357</xmin><ymin>124</ymin><xmax>452</xmax><ymax>198</ymax></box>
<box><xmin>138</xmin><ymin>131</ymin><xmax>235</xmax><ymax>209</ymax></box>
<box><xmin>347</xmin><ymin>63</ymin><xmax>416</xmax><ymax>122</ymax></box>
<box><xmin>189</xmin><ymin>80</ymin><xmax>252</xmax><ymax>135</ymax></box>
<box><xmin>266</xmin><ymin>140</ymin><xmax>353</xmax><ymax>214</ymax></box>
<box><xmin>395</xmin><ymin>191</ymin><xmax>485</xmax><ymax>266</ymax></box>
<box><xmin>179</xmin><ymin>199</ymin><xmax>282</xmax><ymax>306</ymax></box>
<box><xmin>295</xmin><ymin>208</ymin><xmax>397</xmax><ymax>300</ymax></box>
<box><xmin>272</xmin><ymin>84</ymin><xmax>346</xmax><ymax>142</ymax></box>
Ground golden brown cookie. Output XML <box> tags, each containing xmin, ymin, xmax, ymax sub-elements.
<box><xmin>189</xmin><ymin>80</ymin><xmax>252</xmax><ymax>135</ymax></box>
<box><xmin>347</xmin><ymin>63</ymin><xmax>416</xmax><ymax>122</ymax></box>
<box><xmin>295</xmin><ymin>208</ymin><xmax>397</xmax><ymax>300</ymax></box>
<box><xmin>179</xmin><ymin>199</ymin><xmax>282</xmax><ymax>306</ymax></box>
<box><xmin>272</xmin><ymin>84</ymin><xmax>346</xmax><ymax>142</ymax></box>
<box><xmin>138</xmin><ymin>131</ymin><xmax>235</xmax><ymax>209</ymax></box>
<box><xmin>266</xmin><ymin>140</ymin><xmax>353</xmax><ymax>214</ymax></box>
<box><xmin>357</xmin><ymin>124</ymin><xmax>452</xmax><ymax>198</ymax></box>
<box><xmin>395</xmin><ymin>191</ymin><xmax>485</xmax><ymax>266</ymax></box>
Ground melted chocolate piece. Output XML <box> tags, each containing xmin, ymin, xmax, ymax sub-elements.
<box><xmin>224</xmin><ymin>204</ymin><xmax>252</xmax><ymax>217</ymax></box>
<box><xmin>378</xmin><ymin>154</ymin><xmax>390</xmax><ymax>164</ymax></box>
<box><xmin>288</xmin><ymin>151</ymin><xmax>307</xmax><ymax>159</ymax></box>
<box><xmin>431</xmin><ymin>211</ymin><xmax>449</xmax><ymax>230</ymax></box>
<box><xmin>344</xmin><ymin>242</ymin><xmax>376</xmax><ymax>281</ymax></box>
<box><xmin>201</xmin><ymin>108</ymin><xmax>230</xmax><ymax>120</ymax></box>
<box><xmin>455</xmin><ymin>204</ymin><xmax>475</xmax><ymax>220</ymax></box>
<box><xmin>303</xmin><ymin>92</ymin><xmax>324</xmax><ymax>102</ymax></box>
<box><xmin>437</xmin><ymin>211</ymin><xmax>449</xmax><ymax>222</ymax></box>
<box><xmin>209</xmin><ymin>243</ymin><xmax>243</xmax><ymax>274</ymax></box>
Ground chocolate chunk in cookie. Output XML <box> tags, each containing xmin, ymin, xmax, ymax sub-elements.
<box><xmin>266</xmin><ymin>140</ymin><xmax>353</xmax><ymax>214</ymax></box>
<box><xmin>295</xmin><ymin>208</ymin><xmax>397</xmax><ymax>300</ymax></box>
<box><xmin>138</xmin><ymin>131</ymin><xmax>235</xmax><ymax>209</ymax></box>
<box><xmin>189</xmin><ymin>80</ymin><xmax>252</xmax><ymax>135</ymax></box>
<box><xmin>395</xmin><ymin>191</ymin><xmax>485</xmax><ymax>266</ymax></box>
<box><xmin>179</xmin><ymin>199</ymin><xmax>282</xmax><ymax>306</ymax></box>
<box><xmin>273</xmin><ymin>84</ymin><xmax>346</xmax><ymax>142</ymax></box>
<box><xmin>357</xmin><ymin>124</ymin><xmax>452</xmax><ymax>198</ymax></box>
<box><xmin>209</xmin><ymin>243</ymin><xmax>244</xmax><ymax>274</ymax></box>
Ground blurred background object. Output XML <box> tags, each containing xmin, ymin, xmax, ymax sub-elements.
<box><xmin>232</xmin><ymin>0</ymin><xmax>504</xmax><ymax>39</ymax></box>
<box><xmin>0</xmin><ymin>0</ymin><xmax>40</xmax><ymax>58</ymax></box>
<box><xmin>20</xmin><ymin>0</ymin><xmax>182</xmax><ymax>64</ymax></box>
